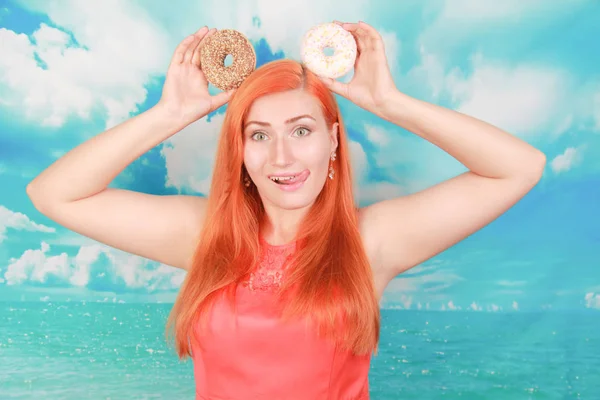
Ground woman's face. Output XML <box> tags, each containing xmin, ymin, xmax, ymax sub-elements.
<box><xmin>243</xmin><ymin>89</ymin><xmax>338</xmax><ymax>211</ymax></box>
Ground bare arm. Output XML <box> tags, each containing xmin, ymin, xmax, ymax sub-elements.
<box><xmin>27</xmin><ymin>105</ymin><xmax>205</xmax><ymax>270</ymax></box>
<box><xmin>26</xmin><ymin>26</ymin><xmax>234</xmax><ymax>270</ymax></box>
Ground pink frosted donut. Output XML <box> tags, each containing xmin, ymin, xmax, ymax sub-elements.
<box><xmin>301</xmin><ymin>23</ymin><xmax>357</xmax><ymax>79</ymax></box>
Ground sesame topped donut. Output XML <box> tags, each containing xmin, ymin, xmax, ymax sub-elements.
<box><xmin>200</xmin><ymin>29</ymin><xmax>257</xmax><ymax>91</ymax></box>
<box><xmin>301</xmin><ymin>23</ymin><xmax>357</xmax><ymax>79</ymax></box>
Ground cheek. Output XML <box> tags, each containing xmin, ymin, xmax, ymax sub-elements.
<box><xmin>243</xmin><ymin>145</ymin><xmax>266</xmax><ymax>175</ymax></box>
<box><xmin>301</xmin><ymin>139</ymin><xmax>330</xmax><ymax>165</ymax></box>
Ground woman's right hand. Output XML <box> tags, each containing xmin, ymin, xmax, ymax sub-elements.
<box><xmin>157</xmin><ymin>26</ymin><xmax>235</xmax><ymax>126</ymax></box>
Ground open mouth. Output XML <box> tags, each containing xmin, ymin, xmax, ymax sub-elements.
<box><xmin>268</xmin><ymin>170</ymin><xmax>310</xmax><ymax>191</ymax></box>
<box><xmin>269</xmin><ymin>170</ymin><xmax>309</xmax><ymax>186</ymax></box>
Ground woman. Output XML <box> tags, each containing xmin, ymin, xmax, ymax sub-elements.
<box><xmin>26</xmin><ymin>23</ymin><xmax>546</xmax><ymax>399</ymax></box>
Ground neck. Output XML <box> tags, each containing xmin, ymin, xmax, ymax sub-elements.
<box><xmin>260</xmin><ymin>204</ymin><xmax>310</xmax><ymax>245</ymax></box>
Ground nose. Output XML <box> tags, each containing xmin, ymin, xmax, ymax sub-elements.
<box><xmin>269</xmin><ymin>135</ymin><xmax>294</xmax><ymax>168</ymax></box>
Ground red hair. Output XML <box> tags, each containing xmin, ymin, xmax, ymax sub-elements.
<box><xmin>165</xmin><ymin>59</ymin><xmax>380</xmax><ymax>358</ymax></box>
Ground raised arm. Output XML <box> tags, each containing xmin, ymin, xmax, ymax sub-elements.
<box><xmin>26</xmin><ymin>26</ymin><xmax>234</xmax><ymax>270</ymax></box>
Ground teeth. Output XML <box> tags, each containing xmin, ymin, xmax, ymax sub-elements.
<box><xmin>270</xmin><ymin>175</ymin><xmax>295</xmax><ymax>182</ymax></box>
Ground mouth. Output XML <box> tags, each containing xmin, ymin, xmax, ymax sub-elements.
<box><xmin>268</xmin><ymin>169</ymin><xmax>310</xmax><ymax>191</ymax></box>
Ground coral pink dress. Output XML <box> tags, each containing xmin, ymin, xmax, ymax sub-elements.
<box><xmin>191</xmin><ymin>237</ymin><xmax>372</xmax><ymax>399</ymax></box>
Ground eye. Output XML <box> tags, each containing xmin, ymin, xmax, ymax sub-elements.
<box><xmin>294</xmin><ymin>127</ymin><xmax>311</xmax><ymax>137</ymax></box>
<box><xmin>251</xmin><ymin>132</ymin><xmax>267</xmax><ymax>141</ymax></box>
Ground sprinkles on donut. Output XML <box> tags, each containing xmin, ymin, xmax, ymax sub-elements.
<box><xmin>200</xmin><ymin>29</ymin><xmax>257</xmax><ymax>91</ymax></box>
<box><xmin>301</xmin><ymin>23</ymin><xmax>357</xmax><ymax>79</ymax></box>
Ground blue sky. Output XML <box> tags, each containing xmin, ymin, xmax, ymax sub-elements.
<box><xmin>0</xmin><ymin>0</ymin><xmax>599</xmax><ymax>312</ymax></box>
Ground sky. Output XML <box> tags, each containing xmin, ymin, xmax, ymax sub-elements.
<box><xmin>0</xmin><ymin>0</ymin><xmax>599</xmax><ymax>312</ymax></box>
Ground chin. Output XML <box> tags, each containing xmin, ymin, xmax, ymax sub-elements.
<box><xmin>260</xmin><ymin>188</ymin><xmax>319</xmax><ymax>211</ymax></box>
<box><xmin>276</xmin><ymin>197</ymin><xmax>316</xmax><ymax>210</ymax></box>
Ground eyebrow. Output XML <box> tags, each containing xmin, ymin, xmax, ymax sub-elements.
<box><xmin>244</xmin><ymin>114</ymin><xmax>316</xmax><ymax>129</ymax></box>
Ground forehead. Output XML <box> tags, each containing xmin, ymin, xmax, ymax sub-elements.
<box><xmin>245</xmin><ymin>89</ymin><xmax>325</xmax><ymax>124</ymax></box>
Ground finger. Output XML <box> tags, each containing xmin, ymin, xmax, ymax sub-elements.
<box><xmin>183</xmin><ymin>26</ymin><xmax>210</xmax><ymax>64</ymax></box>
<box><xmin>358</xmin><ymin>21</ymin><xmax>384</xmax><ymax>51</ymax></box>
<box><xmin>191</xmin><ymin>28</ymin><xmax>216</xmax><ymax>67</ymax></box>
<box><xmin>210</xmin><ymin>89</ymin><xmax>236</xmax><ymax>112</ymax></box>
<box><xmin>171</xmin><ymin>34</ymin><xmax>197</xmax><ymax>66</ymax></box>
<box><xmin>318</xmin><ymin>76</ymin><xmax>349</xmax><ymax>98</ymax></box>
<box><xmin>339</xmin><ymin>22</ymin><xmax>368</xmax><ymax>54</ymax></box>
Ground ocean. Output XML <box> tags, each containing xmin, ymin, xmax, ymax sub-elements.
<box><xmin>0</xmin><ymin>302</ymin><xmax>598</xmax><ymax>399</ymax></box>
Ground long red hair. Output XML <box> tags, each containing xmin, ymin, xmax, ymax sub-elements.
<box><xmin>165</xmin><ymin>59</ymin><xmax>380</xmax><ymax>357</ymax></box>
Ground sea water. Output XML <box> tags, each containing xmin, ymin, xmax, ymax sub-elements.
<box><xmin>1</xmin><ymin>302</ymin><xmax>598</xmax><ymax>399</ymax></box>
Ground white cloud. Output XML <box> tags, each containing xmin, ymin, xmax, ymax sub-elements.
<box><xmin>364</xmin><ymin>124</ymin><xmax>390</xmax><ymax>147</ymax></box>
<box><xmin>349</xmin><ymin>124</ymin><xmax>421</xmax><ymax>205</ymax></box>
<box><xmin>356</xmin><ymin>181</ymin><xmax>406</xmax><ymax>208</ymax></box>
<box><xmin>161</xmin><ymin>113</ymin><xmax>225</xmax><ymax>194</ymax></box>
<box><xmin>3</xmin><ymin>240</ymin><xmax>185</xmax><ymax>293</ymax></box>
<box><xmin>405</xmin><ymin>0</ymin><xmax>597</xmax><ymax>143</ymax></box>
<box><xmin>146</xmin><ymin>0</ymin><xmax>402</xmax><ymax>78</ymax></box>
<box><xmin>348</xmin><ymin>139</ymin><xmax>368</xmax><ymax>183</ymax></box>
<box><xmin>446</xmin><ymin>55</ymin><xmax>570</xmax><ymax>137</ymax></box>
<box><xmin>469</xmin><ymin>301</ymin><xmax>482</xmax><ymax>311</ymax></box>
<box><xmin>512</xmin><ymin>301</ymin><xmax>519</xmax><ymax>311</ymax></box>
<box><xmin>551</xmin><ymin>146</ymin><xmax>586</xmax><ymax>174</ymax></box>
<box><xmin>584</xmin><ymin>292</ymin><xmax>600</xmax><ymax>310</ymax></box>
<box><xmin>2</xmin><ymin>1</ymin><xmax>171</xmax><ymax>129</ymax></box>
<box><xmin>553</xmin><ymin>114</ymin><xmax>573</xmax><ymax>136</ymax></box>
<box><xmin>406</xmin><ymin>46</ymin><xmax>447</xmax><ymax>100</ymax></box>
<box><xmin>187</xmin><ymin>0</ymin><xmax>370</xmax><ymax>60</ymax></box>
<box><xmin>0</xmin><ymin>205</ymin><xmax>55</xmax><ymax>243</ymax></box>
<box><xmin>379</xmin><ymin>29</ymin><xmax>401</xmax><ymax>74</ymax></box>
<box><xmin>419</xmin><ymin>0</ymin><xmax>589</xmax><ymax>57</ymax></box>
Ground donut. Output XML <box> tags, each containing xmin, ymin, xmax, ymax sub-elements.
<box><xmin>300</xmin><ymin>23</ymin><xmax>357</xmax><ymax>79</ymax></box>
<box><xmin>200</xmin><ymin>29</ymin><xmax>257</xmax><ymax>91</ymax></box>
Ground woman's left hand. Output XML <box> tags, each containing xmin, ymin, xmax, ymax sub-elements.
<box><xmin>319</xmin><ymin>21</ymin><xmax>397</xmax><ymax>116</ymax></box>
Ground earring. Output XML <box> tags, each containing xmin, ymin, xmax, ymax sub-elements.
<box><xmin>244</xmin><ymin>175</ymin><xmax>251</xmax><ymax>187</ymax></box>
<box><xmin>328</xmin><ymin>151</ymin><xmax>336</xmax><ymax>180</ymax></box>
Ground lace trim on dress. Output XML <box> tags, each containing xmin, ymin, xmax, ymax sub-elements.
<box><xmin>241</xmin><ymin>238</ymin><xmax>296</xmax><ymax>292</ymax></box>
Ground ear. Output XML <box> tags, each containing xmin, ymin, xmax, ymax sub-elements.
<box><xmin>330</xmin><ymin>122</ymin><xmax>339</xmax><ymax>153</ymax></box>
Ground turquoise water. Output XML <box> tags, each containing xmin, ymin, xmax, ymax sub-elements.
<box><xmin>0</xmin><ymin>302</ymin><xmax>598</xmax><ymax>399</ymax></box>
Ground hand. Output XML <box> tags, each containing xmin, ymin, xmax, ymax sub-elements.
<box><xmin>157</xmin><ymin>26</ymin><xmax>235</xmax><ymax>125</ymax></box>
<box><xmin>319</xmin><ymin>21</ymin><xmax>397</xmax><ymax>116</ymax></box>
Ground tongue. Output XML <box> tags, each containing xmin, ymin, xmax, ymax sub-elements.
<box><xmin>275</xmin><ymin>170</ymin><xmax>309</xmax><ymax>185</ymax></box>
<box><xmin>281</xmin><ymin>171</ymin><xmax>308</xmax><ymax>185</ymax></box>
